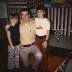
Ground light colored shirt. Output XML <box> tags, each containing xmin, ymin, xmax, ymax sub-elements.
<box><xmin>20</xmin><ymin>19</ymin><xmax>36</xmax><ymax>45</ymax></box>
<box><xmin>35</xmin><ymin>18</ymin><xmax>50</xmax><ymax>36</ymax></box>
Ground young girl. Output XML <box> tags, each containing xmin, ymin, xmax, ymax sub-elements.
<box><xmin>5</xmin><ymin>13</ymin><xmax>20</xmax><ymax>69</ymax></box>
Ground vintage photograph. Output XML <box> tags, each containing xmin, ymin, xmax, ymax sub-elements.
<box><xmin>0</xmin><ymin>0</ymin><xmax>72</xmax><ymax>72</ymax></box>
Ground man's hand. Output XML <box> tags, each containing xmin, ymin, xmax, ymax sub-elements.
<box><xmin>5</xmin><ymin>25</ymin><xmax>10</xmax><ymax>30</ymax></box>
<box><xmin>42</xmin><ymin>41</ymin><xmax>47</xmax><ymax>48</ymax></box>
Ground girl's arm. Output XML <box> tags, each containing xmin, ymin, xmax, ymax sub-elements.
<box><xmin>5</xmin><ymin>26</ymin><xmax>14</xmax><ymax>50</ymax></box>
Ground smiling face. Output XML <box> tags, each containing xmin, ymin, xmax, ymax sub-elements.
<box><xmin>37</xmin><ymin>10</ymin><xmax>45</xmax><ymax>18</ymax></box>
<box><xmin>20</xmin><ymin>11</ymin><xmax>30</xmax><ymax>22</ymax></box>
<box><xmin>10</xmin><ymin>17</ymin><xmax>18</xmax><ymax>26</ymax></box>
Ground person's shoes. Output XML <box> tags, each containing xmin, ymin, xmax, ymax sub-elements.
<box><xmin>27</xmin><ymin>65</ymin><xmax>38</xmax><ymax>72</ymax></box>
<box><xmin>20</xmin><ymin>65</ymin><xmax>29</xmax><ymax>72</ymax></box>
<box><xmin>32</xmin><ymin>66</ymin><xmax>37</xmax><ymax>72</ymax></box>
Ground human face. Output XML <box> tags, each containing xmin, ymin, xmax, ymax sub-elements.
<box><xmin>10</xmin><ymin>18</ymin><xmax>18</xmax><ymax>26</ymax></box>
<box><xmin>20</xmin><ymin>11</ymin><xmax>30</xmax><ymax>22</ymax></box>
<box><xmin>37</xmin><ymin>10</ymin><xmax>45</xmax><ymax>18</ymax></box>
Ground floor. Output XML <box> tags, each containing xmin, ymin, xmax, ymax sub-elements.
<box><xmin>0</xmin><ymin>34</ymin><xmax>72</xmax><ymax>72</ymax></box>
<box><xmin>48</xmin><ymin>34</ymin><xmax>72</xmax><ymax>72</ymax></box>
<box><xmin>65</xmin><ymin>58</ymin><xmax>72</xmax><ymax>72</ymax></box>
<box><xmin>0</xmin><ymin>46</ymin><xmax>71</xmax><ymax>72</ymax></box>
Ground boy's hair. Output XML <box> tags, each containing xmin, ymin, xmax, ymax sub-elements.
<box><xmin>36</xmin><ymin>5</ymin><xmax>45</xmax><ymax>12</ymax></box>
<box><xmin>20</xmin><ymin>8</ymin><xmax>30</xmax><ymax>14</ymax></box>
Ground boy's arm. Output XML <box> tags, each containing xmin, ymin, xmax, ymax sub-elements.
<box><xmin>45</xmin><ymin>30</ymin><xmax>50</xmax><ymax>41</ymax></box>
<box><xmin>42</xmin><ymin>19</ymin><xmax>50</xmax><ymax>48</ymax></box>
<box><xmin>42</xmin><ymin>30</ymin><xmax>50</xmax><ymax>48</ymax></box>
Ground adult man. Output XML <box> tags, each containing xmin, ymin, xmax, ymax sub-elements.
<box><xmin>19</xmin><ymin>8</ymin><xmax>42</xmax><ymax>72</ymax></box>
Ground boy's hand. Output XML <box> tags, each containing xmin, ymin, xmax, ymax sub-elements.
<box><xmin>42</xmin><ymin>41</ymin><xmax>47</xmax><ymax>48</ymax></box>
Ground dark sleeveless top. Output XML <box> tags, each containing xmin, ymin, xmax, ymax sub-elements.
<box><xmin>8</xmin><ymin>24</ymin><xmax>20</xmax><ymax>46</ymax></box>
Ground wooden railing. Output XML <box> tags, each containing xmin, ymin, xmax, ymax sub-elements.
<box><xmin>47</xmin><ymin>7</ymin><xmax>72</xmax><ymax>37</ymax></box>
<box><xmin>7</xmin><ymin>2</ymin><xmax>72</xmax><ymax>37</ymax></box>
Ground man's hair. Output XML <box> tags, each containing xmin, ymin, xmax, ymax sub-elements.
<box><xmin>36</xmin><ymin>5</ymin><xmax>45</xmax><ymax>12</ymax></box>
<box><xmin>20</xmin><ymin>8</ymin><xmax>30</xmax><ymax>14</ymax></box>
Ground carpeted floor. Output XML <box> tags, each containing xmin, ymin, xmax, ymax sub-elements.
<box><xmin>0</xmin><ymin>37</ymin><xmax>72</xmax><ymax>72</ymax></box>
<box><xmin>0</xmin><ymin>43</ymin><xmax>72</xmax><ymax>72</ymax></box>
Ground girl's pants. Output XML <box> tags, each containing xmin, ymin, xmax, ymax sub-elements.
<box><xmin>8</xmin><ymin>45</ymin><xmax>20</xmax><ymax>69</ymax></box>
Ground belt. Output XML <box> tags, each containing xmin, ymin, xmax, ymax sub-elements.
<box><xmin>36</xmin><ymin>35</ymin><xmax>46</xmax><ymax>39</ymax></box>
<box><xmin>21</xmin><ymin>42</ymin><xmax>35</xmax><ymax>47</ymax></box>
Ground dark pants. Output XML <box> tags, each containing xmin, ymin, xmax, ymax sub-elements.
<box><xmin>36</xmin><ymin>36</ymin><xmax>48</xmax><ymax>72</ymax></box>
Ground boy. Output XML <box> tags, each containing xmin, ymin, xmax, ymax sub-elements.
<box><xmin>35</xmin><ymin>5</ymin><xmax>50</xmax><ymax>72</ymax></box>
